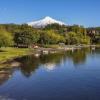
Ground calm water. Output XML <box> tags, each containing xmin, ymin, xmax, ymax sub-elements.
<box><xmin>0</xmin><ymin>48</ymin><xmax>100</xmax><ymax>100</ymax></box>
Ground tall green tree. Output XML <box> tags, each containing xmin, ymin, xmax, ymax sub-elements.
<box><xmin>14</xmin><ymin>30</ymin><xmax>40</xmax><ymax>47</ymax></box>
<box><xmin>0</xmin><ymin>29</ymin><xmax>13</xmax><ymax>47</ymax></box>
<box><xmin>39</xmin><ymin>30</ymin><xmax>65</xmax><ymax>45</ymax></box>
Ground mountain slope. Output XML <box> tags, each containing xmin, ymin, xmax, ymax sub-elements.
<box><xmin>28</xmin><ymin>16</ymin><xmax>66</xmax><ymax>28</ymax></box>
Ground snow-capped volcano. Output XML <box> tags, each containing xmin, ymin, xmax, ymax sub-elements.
<box><xmin>28</xmin><ymin>16</ymin><xmax>66</xmax><ymax>28</ymax></box>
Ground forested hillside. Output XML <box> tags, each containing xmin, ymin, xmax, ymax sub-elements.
<box><xmin>0</xmin><ymin>24</ymin><xmax>99</xmax><ymax>48</ymax></box>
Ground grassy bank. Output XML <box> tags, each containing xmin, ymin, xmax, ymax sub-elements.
<box><xmin>0</xmin><ymin>45</ymin><xmax>99</xmax><ymax>64</ymax></box>
<box><xmin>0</xmin><ymin>47</ymin><xmax>31</xmax><ymax>63</ymax></box>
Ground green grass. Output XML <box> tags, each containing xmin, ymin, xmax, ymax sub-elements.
<box><xmin>0</xmin><ymin>47</ymin><xmax>31</xmax><ymax>63</ymax></box>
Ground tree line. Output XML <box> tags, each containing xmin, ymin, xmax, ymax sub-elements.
<box><xmin>0</xmin><ymin>23</ymin><xmax>99</xmax><ymax>48</ymax></box>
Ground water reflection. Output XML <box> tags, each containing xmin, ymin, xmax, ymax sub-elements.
<box><xmin>14</xmin><ymin>48</ymin><xmax>98</xmax><ymax>77</ymax></box>
<box><xmin>0</xmin><ymin>68</ymin><xmax>13</xmax><ymax>86</ymax></box>
<box><xmin>66</xmin><ymin>48</ymin><xmax>89</xmax><ymax>66</ymax></box>
<box><xmin>15</xmin><ymin>53</ymin><xmax>65</xmax><ymax>77</ymax></box>
<box><xmin>0</xmin><ymin>48</ymin><xmax>100</xmax><ymax>100</ymax></box>
<box><xmin>0</xmin><ymin>48</ymin><xmax>99</xmax><ymax>84</ymax></box>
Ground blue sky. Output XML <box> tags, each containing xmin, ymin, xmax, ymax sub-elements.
<box><xmin>0</xmin><ymin>0</ymin><xmax>100</xmax><ymax>27</ymax></box>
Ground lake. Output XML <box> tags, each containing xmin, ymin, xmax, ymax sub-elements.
<box><xmin>0</xmin><ymin>48</ymin><xmax>100</xmax><ymax>100</ymax></box>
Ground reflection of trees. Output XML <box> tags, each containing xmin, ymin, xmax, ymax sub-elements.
<box><xmin>40</xmin><ymin>53</ymin><xmax>66</xmax><ymax>71</ymax></box>
<box><xmin>15</xmin><ymin>48</ymin><xmax>92</xmax><ymax>77</ymax></box>
<box><xmin>15</xmin><ymin>52</ymin><xmax>67</xmax><ymax>77</ymax></box>
<box><xmin>0</xmin><ymin>48</ymin><xmax>98</xmax><ymax>84</ymax></box>
<box><xmin>66</xmin><ymin>48</ymin><xmax>90</xmax><ymax>66</ymax></box>
<box><xmin>91</xmin><ymin>47</ymin><xmax>100</xmax><ymax>55</ymax></box>
<box><xmin>0</xmin><ymin>68</ymin><xmax>13</xmax><ymax>86</ymax></box>
<box><xmin>15</xmin><ymin>56</ymin><xmax>41</xmax><ymax>77</ymax></box>
<box><xmin>40</xmin><ymin>53</ymin><xmax>64</xmax><ymax>65</ymax></box>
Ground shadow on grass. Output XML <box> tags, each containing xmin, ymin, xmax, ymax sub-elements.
<box><xmin>0</xmin><ymin>50</ymin><xmax>6</xmax><ymax>52</ymax></box>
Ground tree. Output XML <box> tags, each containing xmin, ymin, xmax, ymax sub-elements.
<box><xmin>39</xmin><ymin>30</ymin><xmax>65</xmax><ymax>45</ymax></box>
<box><xmin>0</xmin><ymin>29</ymin><xmax>13</xmax><ymax>47</ymax></box>
<box><xmin>65</xmin><ymin>32</ymin><xmax>90</xmax><ymax>45</ymax></box>
<box><xmin>14</xmin><ymin>30</ymin><xmax>40</xmax><ymax>47</ymax></box>
<box><xmin>65</xmin><ymin>32</ymin><xmax>79</xmax><ymax>44</ymax></box>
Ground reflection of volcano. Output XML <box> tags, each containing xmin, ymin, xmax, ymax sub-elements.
<box><xmin>43</xmin><ymin>63</ymin><xmax>56</xmax><ymax>71</ymax></box>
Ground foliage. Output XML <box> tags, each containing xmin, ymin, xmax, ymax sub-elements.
<box><xmin>0</xmin><ymin>23</ymin><xmax>99</xmax><ymax>47</ymax></box>
<box><xmin>0</xmin><ymin>28</ymin><xmax>13</xmax><ymax>47</ymax></box>
<box><xmin>14</xmin><ymin>30</ymin><xmax>40</xmax><ymax>47</ymax></box>
<box><xmin>65</xmin><ymin>32</ymin><xmax>90</xmax><ymax>45</ymax></box>
<box><xmin>39</xmin><ymin>30</ymin><xmax>65</xmax><ymax>44</ymax></box>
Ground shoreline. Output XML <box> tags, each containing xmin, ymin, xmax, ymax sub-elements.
<box><xmin>0</xmin><ymin>48</ymin><xmax>31</xmax><ymax>65</ymax></box>
<box><xmin>33</xmin><ymin>45</ymin><xmax>99</xmax><ymax>55</ymax></box>
<box><xmin>0</xmin><ymin>45</ymin><xmax>99</xmax><ymax>65</ymax></box>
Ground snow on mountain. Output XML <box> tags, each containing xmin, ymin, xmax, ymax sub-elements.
<box><xmin>28</xmin><ymin>16</ymin><xmax>66</xmax><ymax>28</ymax></box>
